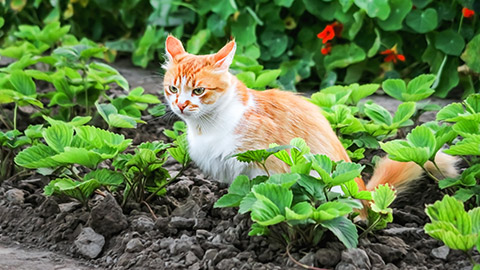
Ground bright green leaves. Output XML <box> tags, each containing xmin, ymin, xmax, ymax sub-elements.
<box><xmin>364</xmin><ymin>102</ymin><xmax>416</xmax><ymax>133</ymax></box>
<box><xmin>424</xmin><ymin>195</ymin><xmax>480</xmax><ymax>252</ymax></box>
<box><xmin>164</xmin><ymin>121</ymin><xmax>190</xmax><ymax>167</ymax></box>
<box><xmin>44</xmin><ymin>178</ymin><xmax>101</xmax><ymax>206</ymax></box>
<box><xmin>321</xmin><ymin>216</ymin><xmax>359</xmax><ymax>249</ymax></box>
<box><xmin>439</xmin><ymin>165</ymin><xmax>480</xmax><ymax>203</ymax></box>
<box><xmin>353</xmin><ymin>0</ymin><xmax>390</xmax><ymax>20</ymax></box>
<box><xmin>380</xmin><ymin>125</ymin><xmax>436</xmax><ymax>166</ymax></box>
<box><xmin>406</xmin><ymin>8</ymin><xmax>438</xmax><ymax>33</ymax></box>
<box><xmin>370</xmin><ymin>184</ymin><xmax>396</xmax><ymax>215</ymax></box>
<box><xmin>437</xmin><ymin>94</ymin><xmax>480</xmax><ymax>122</ymax></box>
<box><xmin>382</xmin><ymin>75</ymin><xmax>435</xmax><ymax>102</ymax></box>
<box><xmin>218</xmin><ymin>138</ymin><xmax>372</xmax><ymax>249</ymax></box>
<box><xmin>15</xmin><ymin>122</ymin><xmax>132</xmax><ymax>169</ymax></box>
<box><xmin>214</xmin><ymin>175</ymin><xmax>252</xmax><ymax>208</ymax></box>
<box><xmin>236</xmin><ymin>69</ymin><xmax>282</xmax><ymax>90</ymax></box>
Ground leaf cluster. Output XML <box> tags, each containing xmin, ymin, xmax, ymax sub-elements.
<box><xmin>216</xmin><ymin>138</ymin><xmax>396</xmax><ymax>249</ymax></box>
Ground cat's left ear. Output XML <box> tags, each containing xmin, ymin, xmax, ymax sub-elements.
<box><xmin>214</xmin><ymin>40</ymin><xmax>236</xmax><ymax>71</ymax></box>
<box><xmin>165</xmin><ymin>35</ymin><xmax>186</xmax><ymax>62</ymax></box>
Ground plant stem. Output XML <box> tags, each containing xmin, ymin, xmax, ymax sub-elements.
<box><xmin>421</xmin><ymin>166</ymin><xmax>440</xmax><ymax>182</ymax></box>
<box><xmin>141</xmin><ymin>200</ymin><xmax>157</xmax><ymax>219</ymax></box>
<box><xmin>13</xmin><ymin>103</ymin><xmax>18</xmax><ymax>130</ymax></box>
<box><xmin>260</xmin><ymin>162</ymin><xmax>270</xmax><ymax>177</ymax></box>
<box><xmin>458</xmin><ymin>14</ymin><xmax>464</xmax><ymax>34</ymax></box>
<box><xmin>360</xmin><ymin>215</ymin><xmax>382</xmax><ymax>238</ymax></box>
<box><xmin>432</xmin><ymin>160</ymin><xmax>446</xmax><ymax>179</ymax></box>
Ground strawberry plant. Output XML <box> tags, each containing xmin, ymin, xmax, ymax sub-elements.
<box><xmin>215</xmin><ymin>138</ymin><xmax>395</xmax><ymax>249</ymax></box>
<box><xmin>424</xmin><ymin>195</ymin><xmax>480</xmax><ymax>269</ymax></box>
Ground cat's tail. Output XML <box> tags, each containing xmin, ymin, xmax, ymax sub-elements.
<box><xmin>365</xmin><ymin>152</ymin><xmax>459</xmax><ymax>192</ymax></box>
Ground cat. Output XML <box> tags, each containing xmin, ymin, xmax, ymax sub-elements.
<box><xmin>162</xmin><ymin>35</ymin><xmax>458</xmax><ymax>194</ymax></box>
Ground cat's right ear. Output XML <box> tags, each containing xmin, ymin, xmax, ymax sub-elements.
<box><xmin>213</xmin><ymin>40</ymin><xmax>236</xmax><ymax>72</ymax></box>
<box><xmin>165</xmin><ymin>35</ymin><xmax>186</xmax><ymax>63</ymax></box>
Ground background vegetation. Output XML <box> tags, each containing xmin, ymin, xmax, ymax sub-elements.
<box><xmin>3</xmin><ymin>0</ymin><xmax>479</xmax><ymax>95</ymax></box>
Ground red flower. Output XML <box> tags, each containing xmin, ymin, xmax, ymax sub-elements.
<box><xmin>321</xmin><ymin>43</ymin><xmax>332</xmax><ymax>55</ymax></box>
<box><xmin>380</xmin><ymin>45</ymin><xmax>405</xmax><ymax>64</ymax></box>
<box><xmin>463</xmin><ymin>7</ymin><xmax>475</xmax><ymax>18</ymax></box>
<box><xmin>317</xmin><ymin>22</ymin><xmax>343</xmax><ymax>44</ymax></box>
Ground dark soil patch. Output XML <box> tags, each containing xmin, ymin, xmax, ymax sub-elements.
<box><xmin>0</xmin><ymin>61</ymin><xmax>476</xmax><ymax>270</ymax></box>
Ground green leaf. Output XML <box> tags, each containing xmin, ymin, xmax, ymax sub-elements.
<box><xmin>348</xmin><ymin>84</ymin><xmax>379</xmax><ymax>104</ymax></box>
<box><xmin>321</xmin><ymin>216</ymin><xmax>358</xmax><ymax>249</ymax></box>
<box><xmin>253</xmin><ymin>183</ymin><xmax>293</xmax><ymax>216</ymax></box>
<box><xmin>461</xmin><ymin>34</ymin><xmax>480</xmax><ymax>73</ymax></box>
<box><xmin>382</xmin><ymin>79</ymin><xmax>406</xmax><ymax>101</ymax></box>
<box><xmin>251</xmin><ymin>195</ymin><xmax>285</xmax><ymax>226</ymax></box>
<box><xmin>406</xmin><ymin>125</ymin><xmax>436</xmax><ymax>157</ymax></box>
<box><xmin>364</xmin><ymin>103</ymin><xmax>392</xmax><ymax>126</ymax></box>
<box><xmin>254</xmin><ymin>69</ymin><xmax>281</xmax><ymax>90</ymax></box>
<box><xmin>248</xmin><ymin>223</ymin><xmax>269</xmax><ymax>236</ymax></box>
<box><xmin>285</xmin><ymin>202</ymin><xmax>313</xmax><ymax>220</ymax></box>
<box><xmin>353</xmin><ymin>0</ymin><xmax>391</xmax><ymax>20</ymax></box>
<box><xmin>85</xmin><ymin>169</ymin><xmax>124</xmax><ymax>186</ymax></box>
<box><xmin>9</xmin><ymin>70</ymin><xmax>36</xmax><ymax>96</ymax></box>
<box><xmin>436</xmin><ymin>103</ymin><xmax>465</xmax><ymax>122</ymax></box>
<box><xmin>43</xmin><ymin>122</ymin><xmax>73</xmax><ymax>153</ymax></box>
<box><xmin>435</xmin><ymin>30</ymin><xmax>465</xmax><ymax>56</ymax></box>
<box><xmin>425</xmin><ymin>195</ymin><xmax>472</xmax><ymax>235</ymax></box>
<box><xmin>406</xmin><ymin>8</ymin><xmax>438</xmax><ymax>33</ymax></box>
<box><xmin>267</xmin><ymin>173</ymin><xmax>300</xmax><ymax>189</ymax></box>
<box><xmin>187</xmin><ymin>29</ymin><xmax>211</xmax><ymax>54</ymax></box>
<box><xmin>239</xmin><ymin>192</ymin><xmax>257</xmax><ymax>214</ymax></box>
<box><xmin>296</xmin><ymin>174</ymin><xmax>326</xmax><ymax>200</ymax></box>
<box><xmin>313</xmin><ymin>201</ymin><xmax>353</xmax><ymax>221</ymax></box>
<box><xmin>370</xmin><ymin>184</ymin><xmax>396</xmax><ymax>214</ymax></box>
<box><xmin>324</xmin><ymin>43</ymin><xmax>366</xmax><ymax>70</ymax></box>
<box><xmin>15</xmin><ymin>144</ymin><xmax>61</xmax><ymax>169</ymax></box>
<box><xmin>380</xmin><ymin>141</ymin><xmax>430</xmax><ymax>165</ymax></box>
<box><xmin>377</xmin><ymin>0</ymin><xmax>412</xmax><ymax>31</ymax></box>
<box><xmin>44</xmin><ymin>178</ymin><xmax>101</xmax><ymax>204</ymax></box>
<box><xmin>50</xmin><ymin>147</ymin><xmax>103</xmax><ymax>168</ymax></box>
<box><xmin>392</xmin><ymin>102</ymin><xmax>416</xmax><ymax>126</ymax></box>
<box><xmin>443</xmin><ymin>136</ymin><xmax>480</xmax><ymax>156</ymax></box>
<box><xmin>331</xmin><ymin>161</ymin><xmax>364</xmax><ymax>186</ymax></box>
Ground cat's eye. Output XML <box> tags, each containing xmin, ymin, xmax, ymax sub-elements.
<box><xmin>169</xmin><ymin>85</ymin><xmax>178</xmax><ymax>93</ymax></box>
<box><xmin>193</xmin><ymin>87</ymin><xmax>205</xmax><ymax>95</ymax></box>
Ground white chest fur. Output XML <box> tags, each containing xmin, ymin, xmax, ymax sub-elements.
<box><xmin>184</xmin><ymin>88</ymin><xmax>259</xmax><ymax>183</ymax></box>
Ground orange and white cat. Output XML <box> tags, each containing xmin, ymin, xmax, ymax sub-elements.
<box><xmin>162</xmin><ymin>35</ymin><xmax>457</xmax><ymax>193</ymax></box>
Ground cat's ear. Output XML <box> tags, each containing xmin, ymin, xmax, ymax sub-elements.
<box><xmin>213</xmin><ymin>40</ymin><xmax>236</xmax><ymax>71</ymax></box>
<box><xmin>165</xmin><ymin>35</ymin><xmax>186</xmax><ymax>62</ymax></box>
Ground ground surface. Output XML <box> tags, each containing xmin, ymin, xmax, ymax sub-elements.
<box><xmin>0</xmin><ymin>58</ymin><xmax>475</xmax><ymax>270</ymax></box>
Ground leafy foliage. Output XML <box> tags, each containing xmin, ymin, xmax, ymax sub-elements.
<box><xmin>2</xmin><ymin>1</ymin><xmax>479</xmax><ymax>95</ymax></box>
<box><xmin>216</xmin><ymin>137</ymin><xmax>395</xmax><ymax>249</ymax></box>
<box><xmin>424</xmin><ymin>195</ymin><xmax>480</xmax><ymax>267</ymax></box>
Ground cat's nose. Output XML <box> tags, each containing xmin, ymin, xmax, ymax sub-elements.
<box><xmin>177</xmin><ymin>101</ymin><xmax>190</xmax><ymax>113</ymax></box>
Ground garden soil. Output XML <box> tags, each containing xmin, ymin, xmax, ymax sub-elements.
<box><xmin>0</xmin><ymin>58</ymin><xmax>475</xmax><ymax>270</ymax></box>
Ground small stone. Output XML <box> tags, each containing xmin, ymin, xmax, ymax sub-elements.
<box><xmin>38</xmin><ymin>198</ymin><xmax>60</xmax><ymax>218</ymax></box>
<box><xmin>5</xmin><ymin>189</ymin><xmax>24</xmax><ymax>204</ymax></box>
<box><xmin>155</xmin><ymin>216</ymin><xmax>171</xmax><ymax>231</ymax></box>
<box><xmin>58</xmin><ymin>202</ymin><xmax>81</xmax><ymax>213</ymax></box>
<box><xmin>315</xmin><ymin>248</ymin><xmax>341</xmax><ymax>267</ymax></box>
<box><xmin>89</xmin><ymin>193</ymin><xmax>128</xmax><ymax>237</ymax></box>
<box><xmin>382</xmin><ymin>227</ymin><xmax>422</xmax><ymax>236</ymax></box>
<box><xmin>185</xmin><ymin>251</ymin><xmax>199</xmax><ymax>266</ymax></box>
<box><xmin>203</xmin><ymin>249</ymin><xmax>218</xmax><ymax>261</ymax></box>
<box><xmin>340</xmin><ymin>248</ymin><xmax>371</xmax><ymax>269</ymax></box>
<box><xmin>74</xmin><ymin>227</ymin><xmax>105</xmax><ymax>259</ymax></box>
<box><xmin>299</xmin><ymin>252</ymin><xmax>315</xmax><ymax>266</ymax></box>
<box><xmin>171</xmin><ymin>199</ymin><xmax>200</xmax><ymax>218</ymax></box>
<box><xmin>431</xmin><ymin>245</ymin><xmax>449</xmax><ymax>260</ymax></box>
<box><xmin>170</xmin><ymin>216</ymin><xmax>195</xmax><ymax>229</ymax></box>
<box><xmin>125</xmin><ymin>238</ymin><xmax>144</xmax><ymax>253</ymax></box>
<box><xmin>131</xmin><ymin>216</ymin><xmax>155</xmax><ymax>233</ymax></box>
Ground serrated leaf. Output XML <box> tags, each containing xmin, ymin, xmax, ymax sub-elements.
<box><xmin>321</xmin><ymin>216</ymin><xmax>358</xmax><ymax>249</ymax></box>
<box><xmin>370</xmin><ymin>184</ymin><xmax>396</xmax><ymax>214</ymax></box>
<box><xmin>285</xmin><ymin>202</ymin><xmax>313</xmax><ymax>220</ymax></box>
<box><xmin>15</xmin><ymin>144</ymin><xmax>61</xmax><ymax>168</ymax></box>
<box><xmin>85</xmin><ymin>169</ymin><xmax>124</xmax><ymax>186</ymax></box>
<box><xmin>313</xmin><ymin>201</ymin><xmax>353</xmax><ymax>222</ymax></box>
<box><xmin>331</xmin><ymin>161</ymin><xmax>364</xmax><ymax>186</ymax></box>
<box><xmin>43</xmin><ymin>122</ymin><xmax>73</xmax><ymax>153</ymax></box>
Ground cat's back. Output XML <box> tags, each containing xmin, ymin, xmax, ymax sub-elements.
<box><xmin>238</xmin><ymin>88</ymin><xmax>349</xmax><ymax>161</ymax></box>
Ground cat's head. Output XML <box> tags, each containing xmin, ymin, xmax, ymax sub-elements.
<box><xmin>163</xmin><ymin>35</ymin><xmax>236</xmax><ymax>119</ymax></box>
